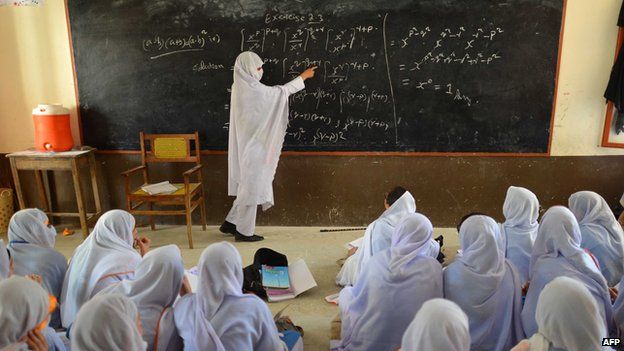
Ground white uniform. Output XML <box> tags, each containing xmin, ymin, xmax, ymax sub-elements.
<box><xmin>226</xmin><ymin>51</ymin><xmax>305</xmax><ymax>236</ymax></box>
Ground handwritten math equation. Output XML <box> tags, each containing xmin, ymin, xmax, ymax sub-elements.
<box><xmin>140</xmin><ymin>13</ymin><xmax>506</xmax><ymax>145</ymax></box>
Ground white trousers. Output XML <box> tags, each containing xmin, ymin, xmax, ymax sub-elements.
<box><xmin>225</xmin><ymin>198</ymin><xmax>258</xmax><ymax>236</ymax></box>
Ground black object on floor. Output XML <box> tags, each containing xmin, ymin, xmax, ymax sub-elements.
<box><xmin>243</xmin><ymin>248</ymin><xmax>289</xmax><ymax>300</ymax></box>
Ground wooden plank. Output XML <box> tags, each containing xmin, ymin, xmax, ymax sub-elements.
<box><xmin>88</xmin><ymin>153</ymin><xmax>102</xmax><ymax>217</ymax></box>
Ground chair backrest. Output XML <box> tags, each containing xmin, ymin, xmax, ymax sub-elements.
<box><xmin>140</xmin><ymin>132</ymin><xmax>201</xmax><ymax>165</ymax></box>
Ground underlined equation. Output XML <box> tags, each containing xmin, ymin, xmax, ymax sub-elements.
<box><xmin>142</xmin><ymin>30</ymin><xmax>222</xmax><ymax>60</ymax></box>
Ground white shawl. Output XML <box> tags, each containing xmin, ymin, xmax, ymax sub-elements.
<box><xmin>513</xmin><ymin>277</ymin><xmax>609</xmax><ymax>351</ymax></box>
<box><xmin>401</xmin><ymin>298</ymin><xmax>470</xmax><ymax>351</ymax></box>
<box><xmin>337</xmin><ymin>213</ymin><xmax>443</xmax><ymax>351</ymax></box>
<box><xmin>522</xmin><ymin>206</ymin><xmax>612</xmax><ymax>337</ymax></box>
<box><xmin>336</xmin><ymin>191</ymin><xmax>417</xmax><ymax>286</ymax></box>
<box><xmin>71</xmin><ymin>293</ymin><xmax>146</xmax><ymax>351</ymax></box>
<box><xmin>99</xmin><ymin>245</ymin><xmax>184</xmax><ymax>351</ymax></box>
<box><xmin>501</xmin><ymin>186</ymin><xmax>539</xmax><ymax>284</ymax></box>
<box><xmin>8</xmin><ymin>209</ymin><xmax>67</xmax><ymax>329</ymax></box>
<box><xmin>0</xmin><ymin>276</ymin><xmax>49</xmax><ymax>348</ymax></box>
<box><xmin>569</xmin><ymin>191</ymin><xmax>624</xmax><ymax>286</ymax></box>
<box><xmin>445</xmin><ymin>215</ymin><xmax>524</xmax><ymax>351</ymax></box>
<box><xmin>228</xmin><ymin>51</ymin><xmax>305</xmax><ymax>210</ymax></box>
<box><xmin>175</xmin><ymin>242</ymin><xmax>285</xmax><ymax>350</ymax></box>
<box><xmin>61</xmin><ymin>210</ymin><xmax>142</xmax><ymax>327</ymax></box>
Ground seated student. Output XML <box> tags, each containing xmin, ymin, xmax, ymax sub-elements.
<box><xmin>569</xmin><ymin>191</ymin><xmax>624</xmax><ymax>286</ymax></box>
<box><xmin>0</xmin><ymin>276</ymin><xmax>66</xmax><ymax>351</ymax></box>
<box><xmin>174</xmin><ymin>242</ymin><xmax>286</xmax><ymax>351</ymax></box>
<box><xmin>71</xmin><ymin>293</ymin><xmax>146</xmax><ymax>351</ymax></box>
<box><xmin>335</xmin><ymin>213</ymin><xmax>443</xmax><ymax>351</ymax></box>
<box><xmin>98</xmin><ymin>245</ymin><xmax>188</xmax><ymax>351</ymax></box>
<box><xmin>512</xmin><ymin>277</ymin><xmax>607</xmax><ymax>351</ymax></box>
<box><xmin>500</xmin><ymin>186</ymin><xmax>539</xmax><ymax>285</ymax></box>
<box><xmin>336</xmin><ymin>186</ymin><xmax>416</xmax><ymax>286</ymax></box>
<box><xmin>444</xmin><ymin>215</ymin><xmax>524</xmax><ymax>351</ymax></box>
<box><xmin>399</xmin><ymin>299</ymin><xmax>470</xmax><ymax>351</ymax></box>
<box><xmin>0</xmin><ymin>239</ymin><xmax>12</xmax><ymax>280</ymax></box>
<box><xmin>8</xmin><ymin>209</ymin><xmax>68</xmax><ymax>329</ymax></box>
<box><xmin>61</xmin><ymin>210</ymin><xmax>150</xmax><ymax>328</ymax></box>
<box><xmin>614</xmin><ymin>275</ymin><xmax>624</xmax><ymax>339</ymax></box>
<box><xmin>456</xmin><ymin>212</ymin><xmax>505</xmax><ymax>256</ymax></box>
<box><xmin>521</xmin><ymin>206</ymin><xmax>613</xmax><ymax>337</ymax></box>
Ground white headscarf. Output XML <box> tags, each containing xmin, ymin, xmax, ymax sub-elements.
<box><xmin>336</xmin><ymin>191</ymin><xmax>417</xmax><ymax>286</ymax></box>
<box><xmin>174</xmin><ymin>242</ymin><xmax>286</xmax><ymax>350</ymax></box>
<box><xmin>71</xmin><ymin>293</ymin><xmax>146</xmax><ymax>351</ymax></box>
<box><xmin>99</xmin><ymin>245</ymin><xmax>184</xmax><ymax>351</ymax></box>
<box><xmin>228</xmin><ymin>51</ymin><xmax>305</xmax><ymax>210</ymax></box>
<box><xmin>0</xmin><ymin>240</ymin><xmax>9</xmax><ymax>280</ymax></box>
<box><xmin>445</xmin><ymin>215</ymin><xmax>524</xmax><ymax>351</ymax></box>
<box><xmin>516</xmin><ymin>277</ymin><xmax>607</xmax><ymax>351</ymax></box>
<box><xmin>0</xmin><ymin>276</ymin><xmax>49</xmax><ymax>349</ymax></box>
<box><xmin>337</xmin><ymin>213</ymin><xmax>443</xmax><ymax>351</ymax></box>
<box><xmin>501</xmin><ymin>186</ymin><xmax>539</xmax><ymax>284</ymax></box>
<box><xmin>401</xmin><ymin>298</ymin><xmax>470</xmax><ymax>351</ymax></box>
<box><xmin>61</xmin><ymin>210</ymin><xmax>142</xmax><ymax>327</ymax></box>
<box><xmin>7</xmin><ymin>208</ymin><xmax>67</xmax><ymax>329</ymax></box>
<box><xmin>8</xmin><ymin>209</ymin><xmax>56</xmax><ymax>248</ymax></box>
<box><xmin>569</xmin><ymin>191</ymin><xmax>624</xmax><ymax>286</ymax></box>
<box><xmin>522</xmin><ymin>206</ymin><xmax>612</xmax><ymax>337</ymax></box>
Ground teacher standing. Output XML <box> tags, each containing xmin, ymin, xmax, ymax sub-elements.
<box><xmin>220</xmin><ymin>51</ymin><xmax>316</xmax><ymax>242</ymax></box>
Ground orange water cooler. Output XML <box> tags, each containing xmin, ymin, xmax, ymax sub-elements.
<box><xmin>32</xmin><ymin>104</ymin><xmax>74</xmax><ymax>152</ymax></box>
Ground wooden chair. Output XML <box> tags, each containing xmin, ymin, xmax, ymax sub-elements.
<box><xmin>121</xmin><ymin>132</ymin><xmax>206</xmax><ymax>248</ymax></box>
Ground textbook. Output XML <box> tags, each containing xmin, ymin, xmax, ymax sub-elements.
<box><xmin>266</xmin><ymin>259</ymin><xmax>317</xmax><ymax>302</ymax></box>
<box><xmin>141</xmin><ymin>181</ymin><xmax>178</xmax><ymax>195</ymax></box>
<box><xmin>344</xmin><ymin>237</ymin><xmax>363</xmax><ymax>250</ymax></box>
<box><xmin>262</xmin><ymin>265</ymin><xmax>290</xmax><ymax>289</ymax></box>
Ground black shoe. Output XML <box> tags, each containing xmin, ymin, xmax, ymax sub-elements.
<box><xmin>234</xmin><ymin>231</ymin><xmax>264</xmax><ymax>242</ymax></box>
<box><xmin>220</xmin><ymin>221</ymin><xmax>237</xmax><ymax>235</ymax></box>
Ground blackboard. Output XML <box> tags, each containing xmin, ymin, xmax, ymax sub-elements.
<box><xmin>67</xmin><ymin>0</ymin><xmax>564</xmax><ymax>153</ymax></box>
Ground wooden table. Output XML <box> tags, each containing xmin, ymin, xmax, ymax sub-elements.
<box><xmin>7</xmin><ymin>149</ymin><xmax>102</xmax><ymax>238</ymax></box>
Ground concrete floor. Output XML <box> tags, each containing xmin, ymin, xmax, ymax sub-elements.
<box><xmin>9</xmin><ymin>225</ymin><xmax>460</xmax><ymax>351</ymax></box>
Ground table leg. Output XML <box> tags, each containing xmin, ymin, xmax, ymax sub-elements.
<box><xmin>9</xmin><ymin>158</ymin><xmax>26</xmax><ymax>209</ymax></box>
<box><xmin>88</xmin><ymin>153</ymin><xmax>102</xmax><ymax>217</ymax></box>
<box><xmin>34</xmin><ymin>170</ymin><xmax>50</xmax><ymax>213</ymax></box>
<box><xmin>71</xmin><ymin>159</ymin><xmax>88</xmax><ymax>238</ymax></box>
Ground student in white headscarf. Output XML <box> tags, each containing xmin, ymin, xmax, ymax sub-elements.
<box><xmin>0</xmin><ymin>276</ymin><xmax>66</xmax><ymax>351</ymax></box>
<box><xmin>0</xmin><ymin>239</ymin><xmax>12</xmax><ymax>280</ymax></box>
<box><xmin>7</xmin><ymin>209</ymin><xmax>68</xmax><ymax>329</ymax></box>
<box><xmin>175</xmin><ymin>242</ymin><xmax>287</xmax><ymax>350</ymax></box>
<box><xmin>98</xmin><ymin>244</ymin><xmax>187</xmax><ymax>351</ymax></box>
<box><xmin>500</xmin><ymin>186</ymin><xmax>539</xmax><ymax>285</ymax></box>
<box><xmin>568</xmin><ymin>191</ymin><xmax>624</xmax><ymax>286</ymax></box>
<box><xmin>98</xmin><ymin>245</ymin><xmax>190</xmax><ymax>350</ymax></box>
<box><xmin>219</xmin><ymin>51</ymin><xmax>316</xmax><ymax>242</ymax></box>
<box><xmin>336</xmin><ymin>186</ymin><xmax>417</xmax><ymax>286</ymax></box>
<box><xmin>445</xmin><ymin>215</ymin><xmax>524</xmax><ymax>351</ymax></box>
<box><xmin>399</xmin><ymin>298</ymin><xmax>470</xmax><ymax>351</ymax></box>
<box><xmin>335</xmin><ymin>213</ymin><xmax>443</xmax><ymax>351</ymax></box>
<box><xmin>521</xmin><ymin>206</ymin><xmax>613</xmax><ymax>337</ymax></box>
<box><xmin>61</xmin><ymin>210</ymin><xmax>149</xmax><ymax>328</ymax></box>
<box><xmin>71</xmin><ymin>293</ymin><xmax>146</xmax><ymax>351</ymax></box>
<box><xmin>512</xmin><ymin>276</ymin><xmax>608</xmax><ymax>351</ymax></box>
